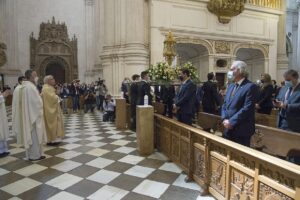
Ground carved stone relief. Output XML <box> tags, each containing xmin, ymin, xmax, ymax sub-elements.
<box><xmin>0</xmin><ymin>42</ymin><xmax>7</xmax><ymax>67</ymax></box>
<box><xmin>259</xmin><ymin>183</ymin><xmax>292</xmax><ymax>200</ymax></box>
<box><xmin>215</xmin><ymin>41</ymin><xmax>231</xmax><ymax>54</ymax></box>
<box><xmin>230</xmin><ymin>169</ymin><xmax>254</xmax><ymax>200</ymax></box>
<box><xmin>30</xmin><ymin>17</ymin><xmax>78</xmax><ymax>83</ymax></box>
<box><xmin>210</xmin><ymin>157</ymin><xmax>226</xmax><ymax>196</ymax></box>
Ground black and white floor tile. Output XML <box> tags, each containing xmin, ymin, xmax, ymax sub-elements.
<box><xmin>0</xmin><ymin>107</ymin><xmax>214</xmax><ymax>200</ymax></box>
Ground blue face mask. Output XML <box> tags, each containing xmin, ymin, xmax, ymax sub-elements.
<box><xmin>285</xmin><ymin>80</ymin><xmax>293</xmax><ymax>88</ymax></box>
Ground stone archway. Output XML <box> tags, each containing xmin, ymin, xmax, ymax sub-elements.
<box><xmin>45</xmin><ymin>63</ymin><xmax>65</xmax><ymax>84</ymax></box>
<box><xmin>176</xmin><ymin>43</ymin><xmax>210</xmax><ymax>82</ymax></box>
<box><xmin>39</xmin><ymin>56</ymin><xmax>70</xmax><ymax>83</ymax></box>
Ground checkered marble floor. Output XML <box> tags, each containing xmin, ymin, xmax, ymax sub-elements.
<box><xmin>1</xmin><ymin>107</ymin><xmax>215</xmax><ymax>200</ymax></box>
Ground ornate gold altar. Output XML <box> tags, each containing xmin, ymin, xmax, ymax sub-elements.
<box><xmin>30</xmin><ymin>17</ymin><xmax>78</xmax><ymax>83</ymax></box>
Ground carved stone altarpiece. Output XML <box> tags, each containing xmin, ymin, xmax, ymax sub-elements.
<box><xmin>30</xmin><ymin>17</ymin><xmax>78</xmax><ymax>83</ymax></box>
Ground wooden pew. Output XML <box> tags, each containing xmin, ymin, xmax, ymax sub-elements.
<box><xmin>197</xmin><ymin>112</ymin><xmax>224</xmax><ymax>133</ymax></box>
<box><xmin>255</xmin><ymin>112</ymin><xmax>277</xmax><ymax>128</ymax></box>
<box><xmin>197</xmin><ymin>112</ymin><xmax>300</xmax><ymax>158</ymax></box>
<box><xmin>154</xmin><ymin>114</ymin><xmax>300</xmax><ymax>200</ymax></box>
<box><xmin>153</xmin><ymin>102</ymin><xmax>165</xmax><ymax>115</ymax></box>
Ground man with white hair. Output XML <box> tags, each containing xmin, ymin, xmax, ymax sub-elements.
<box><xmin>221</xmin><ymin>61</ymin><xmax>259</xmax><ymax>146</ymax></box>
<box><xmin>42</xmin><ymin>75</ymin><xmax>64</xmax><ymax>145</ymax></box>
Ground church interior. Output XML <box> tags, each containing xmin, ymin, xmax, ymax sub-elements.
<box><xmin>0</xmin><ymin>0</ymin><xmax>300</xmax><ymax>200</ymax></box>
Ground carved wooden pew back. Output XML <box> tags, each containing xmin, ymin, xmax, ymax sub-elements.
<box><xmin>154</xmin><ymin>114</ymin><xmax>300</xmax><ymax>200</ymax></box>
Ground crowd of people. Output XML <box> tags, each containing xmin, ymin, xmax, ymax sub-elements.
<box><xmin>121</xmin><ymin>61</ymin><xmax>300</xmax><ymax>149</ymax></box>
<box><xmin>0</xmin><ymin>61</ymin><xmax>299</xmax><ymax>162</ymax></box>
<box><xmin>0</xmin><ymin>70</ymin><xmax>116</xmax><ymax>159</ymax></box>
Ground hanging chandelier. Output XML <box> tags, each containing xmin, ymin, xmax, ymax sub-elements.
<box><xmin>207</xmin><ymin>0</ymin><xmax>246</xmax><ymax>24</ymax></box>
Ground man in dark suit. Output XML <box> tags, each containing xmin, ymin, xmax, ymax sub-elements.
<box><xmin>137</xmin><ymin>71</ymin><xmax>152</xmax><ymax>106</ymax></box>
<box><xmin>202</xmin><ymin>72</ymin><xmax>221</xmax><ymax>114</ymax></box>
<box><xmin>174</xmin><ymin>69</ymin><xmax>197</xmax><ymax>125</ymax></box>
<box><xmin>221</xmin><ymin>61</ymin><xmax>259</xmax><ymax>147</ymax></box>
<box><xmin>129</xmin><ymin>74</ymin><xmax>140</xmax><ymax>131</ymax></box>
<box><xmin>274</xmin><ymin>69</ymin><xmax>300</xmax><ymax>133</ymax></box>
<box><xmin>160</xmin><ymin>84</ymin><xmax>176</xmax><ymax>118</ymax></box>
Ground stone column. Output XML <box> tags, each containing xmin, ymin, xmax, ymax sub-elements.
<box><xmin>0</xmin><ymin>0</ymin><xmax>22</xmax><ymax>87</ymax></box>
<box><xmin>277</xmin><ymin>0</ymin><xmax>289</xmax><ymax>79</ymax></box>
<box><xmin>84</xmin><ymin>0</ymin><xmax>96</xmax><ymax>83</ymax></box>
<box><xmin>100</xmin><ymin>0</ymin><xmax>150</xmax><ymax>96</ymax></box>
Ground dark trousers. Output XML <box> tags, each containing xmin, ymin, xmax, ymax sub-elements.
<box><xmin>98</xmin><ymin>95</ymin><xmax>105</xmax><ymax>110</ymax></box>
<box><xmin>203</xmin><ymin>106</ymin><xmax>216</xmax><ymax>114</ymax></box>
<box><xmin>163</xmin><ymin>100</ymin><xmax>173</xmax><ymax>118</ymax></box>
<box><xmin>224</xmin><ymin>134</ymin><xmax>251</xmax><ymax>147</ymax></box>
<box><xmin>103</xmin><ymin>111</ymin><xmax>115</xmax><ymax>122</ymax></box>
<box><xmin>130</xmin><ymin>104</ymin><xmax>137</xmax><ymax>131</ymax></box>
<box><xmin>84</xmin><ymin>103</ymin><xmax>95</xmax><ymax>113</ymax></box>
<box><xmin>72</xmin><ymin>96</ymin><xmax>80</xmax><ymax>111</ymax></box>
<box><xmin>177</xmin><ymin>113</ymin><xmax>193</xmax><ymax>125</ymax></box>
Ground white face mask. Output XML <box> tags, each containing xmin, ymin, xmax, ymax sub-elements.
<box><xmin>34</xmin><ymin>77</ymin><xmax>39</xmax><ymax>84</ymax></box>
<box><xmin>227</xmin><ymin>71</ymin><xmax>235</xmax><ymax>81</ymax></box>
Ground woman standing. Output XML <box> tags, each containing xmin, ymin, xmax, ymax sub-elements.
<box><xmin>256</xmin><ymin>73</ymin><xmax>274</xmax><ymax>114</ymax></box>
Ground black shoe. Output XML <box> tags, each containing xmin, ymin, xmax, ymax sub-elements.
<box><xmin>0</xmin><ymin>152</ymin><xmax>10</xmax><ymax>158</ymax></box>
<box><xmin>47</xmin><ymin>142</ymin><xmax>61</xmax><ymax>146</ymax></box>
<box><xmin>29</xmin><ymin>156</ymin><xmax>46</xmax><ymax>161</ymax></box>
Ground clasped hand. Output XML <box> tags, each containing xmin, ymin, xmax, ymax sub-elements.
<box><xmin>223</xmin><ymin>119</ymin><xmax>233</xmax><ymax>130</ymax></box>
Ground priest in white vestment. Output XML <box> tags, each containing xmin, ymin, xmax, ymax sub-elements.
<box><xmin>0</xmin><ymin>89</ymin><xmax>10</xmax><ymax>157</ymax></box>
<box><xmin>12</xmin><ymin>70</ymin><xmax>47</xmax><ymax>161</ymax></box>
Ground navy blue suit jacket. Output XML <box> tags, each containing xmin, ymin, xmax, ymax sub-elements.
<box><xmin>175</xmin><ymin>79</ymin><xmax>196</xmax><ymax>114</ymax></box>
<box><xmin>276</xmin><ymin>84</ymin><xmax>300</xmax><ymax>132</ymax></box>
<box><xmin>221</xmin><ymin>79</ymin><xmax>259</xmax><ymax>139</ymax></box>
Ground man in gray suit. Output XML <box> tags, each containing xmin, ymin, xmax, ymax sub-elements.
<box><xmin>275</xmin><ymin>69</ymin><xmax>300</xmax><ymax>133</ymax></box>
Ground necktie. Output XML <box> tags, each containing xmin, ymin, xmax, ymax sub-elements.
<box><xmin>231</xmin><ymin>83</ymin><xmax>239</xmax><ymax>98</ymax></box>
<box><xmin>281</xmin><ymin>87</ymin><xmax>293</xmax><ymax>117</ymax></box>
<box><xmin>286</xmin><ymin>87</ymin><xmax>293</xmax><ymax>101</ymax></box>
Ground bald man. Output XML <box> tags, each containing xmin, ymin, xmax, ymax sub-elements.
<box><xmin>42</xmin><ymin>75</ymin><xmax>64</xmax><ymax>145</ymax></box>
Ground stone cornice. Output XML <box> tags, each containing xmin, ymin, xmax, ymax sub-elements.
<box><xmin>159</xmin><ymin>27</ymin><xmax>274</xmax><ymax>45</ymax></box>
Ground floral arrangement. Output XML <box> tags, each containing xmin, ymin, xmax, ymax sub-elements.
<box><xmin>148</xmin><ymin>62</ymin><xmax>176</xmax><ymax>83</ymax></box>
<box><xmin>175</xmin><ymin>62</ymin><xmax>199</xmax><ymax>82</ymax></box>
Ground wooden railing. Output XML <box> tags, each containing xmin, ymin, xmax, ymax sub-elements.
<box><xmin>154</xmin><ymin>114</ymin><xmax>300</xmax><ymax>200</ymax></box>
<box><xmin>246</xmin><ymin>0</ymin><xmax>282</xmax><ymax>9</ymax></box>
<box><xmin>197</xmin><ymin>112</ymin><xmax>300</xmax><ymax>158</ymax></box>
